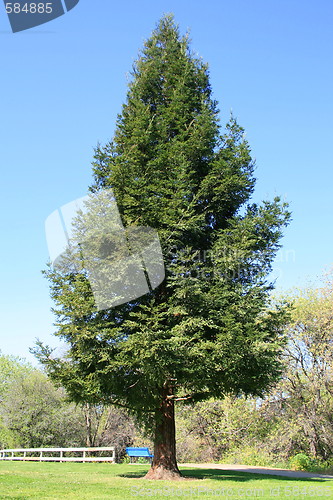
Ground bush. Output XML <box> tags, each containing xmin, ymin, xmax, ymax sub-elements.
<box><xmin>289</xmin><ymin>455</ymin><xmax>333</xmax><ymax>474</ymax></box>
<box><xmin>289</xmin><ymin>453</ymin><xmax>312</xmax><ymax>471</ymax></box>
<box><xmin>220</xmin><ymin>446</ymin><xmax>288</xmax><ymax>468</ymax></box>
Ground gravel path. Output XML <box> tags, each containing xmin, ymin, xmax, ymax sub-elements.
<box><xmin>179</xmin><ymin>463</ymin><xmax>333</xmax><ymax>479</ymax></box>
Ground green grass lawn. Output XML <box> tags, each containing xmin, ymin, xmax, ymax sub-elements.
<box><xmin>0</xmin><ymin>462</ymin><xmax>332</xmax><ymax>499</ymax></box>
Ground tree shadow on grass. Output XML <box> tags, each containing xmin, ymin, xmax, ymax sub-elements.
<box><xmin>119</xmin><ymin>466</ymin><xmax>203</xmax><ymax>480</ymax></box>
<box><xmin>118</xmin><ymin>466</ymin><xmax>332</xmax><ymax>483</ymax></box>
<box><xmin>119</xmin><ymin>467</ymin><xmax>150</xmax><ymax>479</ymax></box>
<box><xmin>180</xmin><ymin>468</ymin><xmax>330</xmax><ymax>483</ymax></box>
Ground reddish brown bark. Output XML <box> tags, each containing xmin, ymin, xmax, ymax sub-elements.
<box><xmin>144</xmin><ymin>386</ymin><xmax>183</xmax><ymax>480</ymax></box>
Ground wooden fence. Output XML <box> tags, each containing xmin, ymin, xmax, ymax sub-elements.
<box><xmin>0</xmin><ymin>447</ymin><xmax>115</xmax><ymax>462</ymax></box>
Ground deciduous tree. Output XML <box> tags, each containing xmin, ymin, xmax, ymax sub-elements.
<box><xmin>269</xmin><ymin>278</ymin><xmax>333</xmax><ymax>460</ymax></box>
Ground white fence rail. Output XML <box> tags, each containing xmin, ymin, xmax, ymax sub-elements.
<box><xmin>0</xmin><ymin>447</ymin><xmax>115</xmax><ymax>462</ymax></box>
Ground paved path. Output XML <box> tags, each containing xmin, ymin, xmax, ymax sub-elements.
<box><xmin>179</xmin><ymin>463</ymin><xmax>333</xmax><ymax>479</ymax></box>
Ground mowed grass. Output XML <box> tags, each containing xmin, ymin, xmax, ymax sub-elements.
<box><xmin>0</xmin><ymin>462</ymin><xmax>332</xmax><ymax>499</ymax></box>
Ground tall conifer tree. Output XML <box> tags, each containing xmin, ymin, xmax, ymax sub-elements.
<box><xmin>36</xmin><ymin>16</ymin><xmax>290</xmax><ymax>479</ymax></box>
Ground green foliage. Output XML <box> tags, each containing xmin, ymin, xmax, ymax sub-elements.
<box><xmin>1</xmin><ymin>368</ymin><xmax>86</xmax><ymax>448</ymax></box>
<box><xmin>0</xmin><ymin>351</ymin><xmax>140</xmax><ymax>455</ymax></box>
<box><xmin>35</xmin><ymin>15</ymin><xmax>291</xmax><ymax>439</ymax></box>
<box><xmin>0</xmin><ymin>353</ymin><xmax>35</xmax><ymax>448</ymax></box>
<box><xmin>265</xmin><ymin>275</ymin><xmax>333</xmax><ymax>461</ymax></box>
<box><xmin>176</xmin><ymin>395</ymin><xmax>290</xmax><ymax>466</ymax></box>
<box><xmin>289</xmin><ymin>453</ymin><xmax>313</xmax><ymax>471</ymax></box>
<box><xmin>0</xmin><ymin>353</ymin><xmax>94</xmax><ymax>449</ymax></box>
<box><xmin>289</xmin><ymin>453</ymin><xmax>333</xmax><ymax>473</ymax></box>
<box><xmin>221</xmin><ymin>446</ymin><xmax>287</xmax><ymax>468</ymax></box>
<box><xmin>176</xmin><ymin>397</ymin><xmax>263</xmax><ymax>462</ymax></box>
<box><xmin>0</xmin><ymin>352</ymin><xmax>33</xmax><ymax>399</ymax></box>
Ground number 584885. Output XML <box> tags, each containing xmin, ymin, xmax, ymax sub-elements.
<box><xmin>6</xmin><ymin>3</ymin><xmax>53</xmax><ymax>14</ymax></box>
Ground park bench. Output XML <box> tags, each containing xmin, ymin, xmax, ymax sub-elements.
<box><xmin>125</xmin><ymin>447</ymin><xmax>154</xmax><ymax>464</ymax></box>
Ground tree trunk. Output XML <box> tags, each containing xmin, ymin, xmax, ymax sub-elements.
<box><xmin>84</xmin><ymin>403</ymin><xmax>94</xmax><ymax>447</ymax></box>
<box><xmin>144</xmin><ymin>386</ymin><xmax>182</xmax><ymax>480</ymax></box>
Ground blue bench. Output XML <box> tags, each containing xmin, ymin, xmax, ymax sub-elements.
<box><xmin>126</xmin><ymin>447</ymin><xmax>154</xmax><ymax>464</ymax></box>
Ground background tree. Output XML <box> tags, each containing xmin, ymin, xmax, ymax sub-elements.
<box><xmin>263</xmin><ymin>277</ymin><xmax>333</xmax><ymax>461</ymax></box>
<box><xmin>35</xmin><ymin>15</ymin><xmax>290</xmax><ymax>479</ymax></box>
<box><xmin>0</xmin><ymin>353</ymin><xmax>33</xmax><ymax>448</ymax></box>
<box><xmin>176</xmin><ymin>397</ymin><xmax>263</xmax><ymax>463</ymax></box>
<box><xmin>1</xmin><ymin>367</ymin><xmax>87</xmax><ymax>448</ymax></box>
<box><xmin>81</xmin><ymin>402</ymin><xmax>136</xmax><ymax>458</ymax></box>
<box><xmin>0</xmin><ymin>352</ymin><xmax>138</xmax><ymax>457</ymax></box>
<box><xmin>97</xmin><ymin>406</ymin><xmax>137</xmax><ymax>462</ymax></box>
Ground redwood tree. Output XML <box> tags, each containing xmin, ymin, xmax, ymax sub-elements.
<box><xmin>35</xmin><ymin>15</ymin><xmax>290</xmax><ymax>479</ymax></box>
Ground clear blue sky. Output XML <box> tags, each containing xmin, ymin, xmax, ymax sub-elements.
<box><xmin>1</xmin><ymin>0</ymin><xmax>332</xmax><ymax>363</ymax></box>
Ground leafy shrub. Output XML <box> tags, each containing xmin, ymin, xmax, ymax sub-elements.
<box><xmin>220</xmin><ymin>446</ymin><xmax>288</xmax><ymax>468</ymax></box>
<box><xmin>288</xmin><ymin>453</ymin><xmax>333</xmax><ymax>473</ymax></box>
<box><xmin>289</xmin><ymin>453</ymin><xmax>312</xmax><ymax>471</ymax></box>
